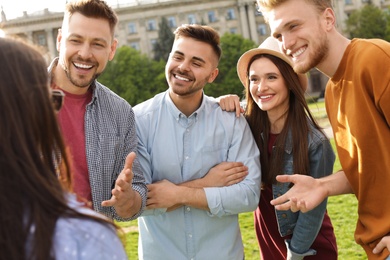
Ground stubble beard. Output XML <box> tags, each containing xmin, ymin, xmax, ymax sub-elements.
<box><xmin>64</xmin><ymin>67</ymin><xmax>99</xmax><ymax>89</ymax></box>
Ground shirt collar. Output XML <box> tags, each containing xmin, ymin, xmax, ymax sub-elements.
<box><xmin>164</xmin><ymin>90</ymin><xmax>206</xmax><ymax>121</ymax></box>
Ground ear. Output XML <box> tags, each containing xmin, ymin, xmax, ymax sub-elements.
<box><xmin>108</xmin><ymin>38</ymin><xmax>118</xmax><ymax>61</ymax></box>
<box><xmin>323</xmin><ymin>8</ymin><xmax>336</xmax><ymax>32</ymax></box>
<box><xmin>208</xmin><ymin>68</ymin><xmax>219</xmax><ymax>83</ymax></box>
<box><xmin>56</xmin><ymin>28</ymin><xmax>62</xmax><ymax>52</ymax></box>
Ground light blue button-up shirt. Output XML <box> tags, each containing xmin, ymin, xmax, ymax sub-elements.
<box><xmin>134</xmin><ymin>90</ymin><xmax>261</xmax><ymax>260</ymax></box>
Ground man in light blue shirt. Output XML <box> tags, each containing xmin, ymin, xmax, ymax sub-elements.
<box><xmin>133</xmin><ymin>24</ymin><xmax>261</xmax><ymax>260</ymax></box>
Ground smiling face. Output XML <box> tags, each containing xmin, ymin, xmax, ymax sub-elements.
<box><xmin>249</xmin><ymin>57</ymin><xmax>289</xmax><ymax>118</ymax></box>
<box><xmin>165</xmin><ymin>36</ymin><xmax>219</xmax><ymax>101</ymax></box>
<box><xmin>267</xmin><ymin>0</ymin><xmax>330</xmax><ymax>73</ymax></box>
<box><xmin>56</xmin><ymin>12</ymin><xmax>117</xmax><ymax>93</ymax></box>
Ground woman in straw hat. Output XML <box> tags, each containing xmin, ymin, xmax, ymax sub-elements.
<box><xmin>221</xmin><ymin>37</ymin><xmax>338</xmax><ymax>259</ymax></box>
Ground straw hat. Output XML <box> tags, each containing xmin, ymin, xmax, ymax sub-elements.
<box><xmin>236</xmin><ymin>37</ymin><xmax>308</xmax><ymax>91</ymax></box>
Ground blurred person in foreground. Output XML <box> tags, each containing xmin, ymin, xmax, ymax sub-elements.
<box><xmin>0</xmin><ymin>37</ymin><xmax>128</xmax><ymax>260</ymax></box>
<box><xmin>49</xmin><ymin>0</ymin><xmax>146</xmax><ymax>221</ymax></box>
<box><xmin>253</xmin><ymin>0</ymin><xmax>390</xmax><ymax>259</ymax></box>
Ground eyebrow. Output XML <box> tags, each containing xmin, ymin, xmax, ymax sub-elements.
<box><xmin>272</xmin><ymin>20</ymin><xmax>298</xmax><ymax>38</ymax></box>
<box><xmin>174</xmin><ymin>50</ymin><xmax>206</xmax><ymax>64</ymax></box>
<box><xmin>68</xmin><ymin>33</ymin><xmax>109</xmax><ymax>44</ymax></box>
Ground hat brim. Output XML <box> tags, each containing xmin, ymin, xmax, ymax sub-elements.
<box><xmin>237</xmin><ymin>48</ymin><xmax>308</xmax><ymax>91</ymax></box>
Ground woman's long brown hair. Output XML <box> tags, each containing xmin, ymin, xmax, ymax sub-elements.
<box><xmin>0</xmin><ymin>38</ymin><xmax>117</xmax><ymax>260</ymax></box>
<box><xmin>244</xmin><ymin>54</ymin><xmax>325</xmax><ymax>185</ymax></box>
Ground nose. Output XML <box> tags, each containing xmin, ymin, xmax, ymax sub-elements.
<box><xmin>78</xmin><ymin>43</ymin><xmax>93</xmax><ymax>59</ymax></box>
<box><xmin>281</xmin><ymin>34</ymin><xmax>295</xmax><ymax>54</ymax></box>
<box><xmin>177</xmin><ymin>60</ymin><xmax>190</xmax><ymax>72</ymax></box>
<box><xmin>257</xmin><ymin>79</ymin><xmax>268</xmax><ymax>92</ymax></box>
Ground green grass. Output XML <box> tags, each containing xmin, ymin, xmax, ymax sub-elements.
<box><xmin>119</xmin><ymin>101</ymin><xmax>367</xmax><ymax>259</ymax></box>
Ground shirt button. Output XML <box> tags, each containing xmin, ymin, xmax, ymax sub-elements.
<box><xmin>186</xmin><ymin>207</ymin><xmax>191</xmax><ymax>211</ymax></box>
<box><xmin>189</xmin><ymin>234</ymin><xmax>192</xmax><ymax>238</ymax></box>
<box><xmin>282</xmin><ymin>214</ymin><xmax>287</xmax><ymax>218</ymax></box>
<box><xmin>185</xmin><ymin>156</ymin><xmax>189</xmax><ymax>160</ymax></box>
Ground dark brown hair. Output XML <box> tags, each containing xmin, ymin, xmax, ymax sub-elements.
<box><xmin>65</xmin><ymin>0</ymin><xmax>118</xmax><ymax>37</ymax></box>
<box><xmin>0</xmin><ymin>37</ymin><xmax>116</xmax><ymax>260</ymax></box>
<box><xmin>174</xmin><ymin>24</ymin><xmax>222</xmax><ymax>62</ymax></box>
<box><xmin>244</xmin><ymin>54</ymin><xmax>325</xmax><ymax>185</ymax></box>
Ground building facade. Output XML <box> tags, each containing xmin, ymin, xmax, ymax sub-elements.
<box><xmin>1</xmin><ymin>0</ymin><xmax>389</xmax><ymax>96</ymax></box>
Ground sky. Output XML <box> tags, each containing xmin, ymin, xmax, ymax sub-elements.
<box><xmin>0</xmin><ymin>0</ymin><xmax>138</xmax><ymax>20</ymax></box>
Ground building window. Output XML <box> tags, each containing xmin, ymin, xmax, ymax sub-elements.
<box><xmin>226</xmin><ymin>8</ymin><xmax>236</xmax><ymax>20</ymax></box>
<box><xmin>167</xmin><ymin>16</ymin><xmax>176</xmax><ymax>28</ymax></box>
<box><xmin>188</xmin><ymin>14</ymin><xmax>196</xmax><ymax>24</ymax></box>
<box><xmin>37</xmin><ymin>34</ymin><xmax>46</xmax><ymax>46</ymax></box>
<box><xmin>129</xmin><ymin>41</ymin><xmax>140</xmax><ymax>51</ymax></box>
<box><xmin>258</xmin><ymin>24</ymin><xmax>267</xmax><ymax>36</ymax></box>
<box><xmin>147</xmin><ymin>19</ymin><xmax>156</xmax><ymax>31</ymax></box>
<box><xmin>128</xmin><ymin>22</ymin><xmax>137</xmax><ymax>34</ymax></box>
<box><xmin>208</xmin><ymin>11</ymin><xmax>217</xmax><ymax>23</ymax></box>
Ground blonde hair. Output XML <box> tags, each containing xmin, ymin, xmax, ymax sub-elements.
<box><xmin>256</xmin><ymin>0</ymin><xmax>333</xmax><ymax>22</ymax></box>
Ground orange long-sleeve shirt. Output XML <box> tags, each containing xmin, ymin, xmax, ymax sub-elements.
<box><xmin>326</xmin><ymin>38</ymin><xmax>390</xmax><ymax>259</ymax></box>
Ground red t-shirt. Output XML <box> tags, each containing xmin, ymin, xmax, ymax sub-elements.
<box><xmin>57</xmin><ymin>88</ymin><xmax>93</xmax><ymax>205</ymax></box>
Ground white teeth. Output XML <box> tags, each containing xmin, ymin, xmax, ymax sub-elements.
<box><xmin>175</xmin><ymin>75</ymin><xmax>190</xmax><ymax>81</ymax></box>
<box><xmin>260</xmin><ymin>95</ymin><xmax>272</xmax><ymax>99</ymax></box>
<box><xmin>292</xmin><ymin>47</ymin><xmax>305</xmax><ymax>58</ymax></box>
<box><xmin>74</xmin><ymin>63</ymin><xmax>93</xmax><ymax>69</ymax></box>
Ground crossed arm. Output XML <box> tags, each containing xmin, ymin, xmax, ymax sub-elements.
<box><xmin>146</xmin><ymin>162</ymin><xmax>249</xmax><ymax>211</ymax></box>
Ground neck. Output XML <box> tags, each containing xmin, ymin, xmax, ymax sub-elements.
<box><xmin>316</xmin><ymin>31</ymin><xmax>351</xmax><ymax>78</ymax></box>
<box><xmin>268</xmin><ymin>112</ymin><xmax>287</xmax><ymax>134</ymax></box>
<box><xmin>169</xmin><ymin>90</ymin><xmax>203</xmax><ymax>117</ymax></box>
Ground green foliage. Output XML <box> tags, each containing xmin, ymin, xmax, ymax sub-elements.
<box><xmin>385</xmin><ymin>7</ymin><xmax>390</xmax><ymax>42</ymax></box>
<box><xmin>345</xmin><ymin>3</ymin><xmax>387</xmax><ymax>39</ymax></box>
<box><xmin>99</xmin><ymin>46</ymin><xmax>167</xmax><ymax>106</ymax></box>
<box><xmin>204</xmin><ymin>33</ymin><xmax>257</xmax><ymax>99</ymax></box>
<box><xmin>153</xmin><ymin>17</ymin><xmax>175</xmax><ymax>61</ymax></box>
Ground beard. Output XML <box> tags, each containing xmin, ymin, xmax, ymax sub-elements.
<box><xmin>59</xmin><ymin>57</ymin><xmax>99</xmax><ymax>88</ymax></box>
<box><xmin>65</xmin><ymin>69</ymin><xmax>99</xmax><ymax>89</ymax></box>
<box><xmin>168</xmin><ymin>70</ymin><xmax>210</xmax><ymax>97</ymax></box>
<box><xmin>294</xmin><ymin>33</ymin><xmax>329</xmax><ymax>74</ymax></box>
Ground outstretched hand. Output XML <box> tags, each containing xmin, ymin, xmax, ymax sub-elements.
<box><xmin>102</xmin><ymin>152</ymin><xmax>138</xmax><ymax>218</ymax></box>
<box><xmin>270</xmin><ymin>174</ymin><xmax>328</xmax><ymax>213</ymax></box>
<box><xmin>217</xmin><ymin>94</ymin><xmax>244</xmax><ymax>118</ymax></box>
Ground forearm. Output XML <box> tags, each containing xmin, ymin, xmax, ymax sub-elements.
<box><xmin>179</xmin><ymin>178</ymin><xmax>207</xmax><ymax>189</ymax></box>
<box><xmin>320</xmin><ymin>170</ymin><xmax>353</xmax><ymax>196</ymax></box>
<box><xmin>176</xmin><ymin>186</ymin><xmax>209</xmax><ymax>210</ymax></box>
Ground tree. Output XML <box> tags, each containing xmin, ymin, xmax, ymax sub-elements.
<box><xmin>385</xmin><ymin>7</ymin><xmax>390</xmax><ymax>42</ymax></box>
<box><xmin>345</xmin><ymin>3</ymin><xmax>387</xmax><ymax>39</ymax></box>
<box><xmin>153</xmin><ymin>17</ymin><xmax>175</xmax><ymax>61</ymax></box>
<box><xmin>204</xmin><ymin>33</ymin><xmax>257</xmax><ymax>99</ymax></box>
<box><xmin>99</xmin><ymin>46</ymin><xmax>167</xmax><ymax>106</ymax></box>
